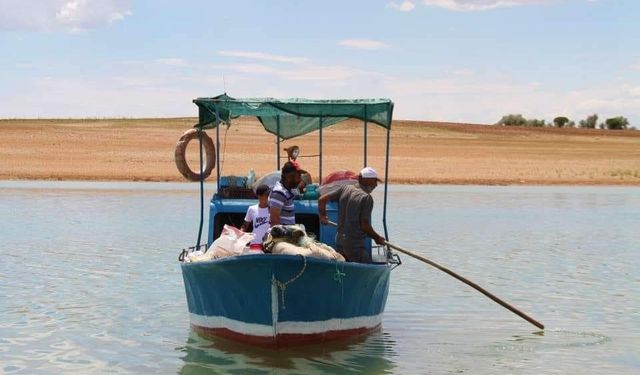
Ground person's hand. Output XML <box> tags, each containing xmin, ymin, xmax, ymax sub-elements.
<box><xmin>319</xmin><ymin>214</ymin><xmax>329</xmax><ymax>225</ymax></box>
<box><xmin>374</xmin><ymin>235</ymin><xmax>386</xmax><ymax>245</ymax></box>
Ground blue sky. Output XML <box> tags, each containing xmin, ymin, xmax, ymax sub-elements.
<box><xmin>1</xmin><ymin>0</ymin><xmax>639</xmax><ymax>125</ymax></box>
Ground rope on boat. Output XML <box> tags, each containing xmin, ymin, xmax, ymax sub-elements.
<box><xmin>272</xmin><ymin>255</ymin><xmax>307</xmax><ymax>310</ymax></box>
<box><xmin>333</xmin><ymin>261</ymin><xmax>346</xmax><ymax>283</ymax></box>
<box><xmin>334</xmin><ymin>260</ymin><xmax>347</xmax><ymax>304</ymax></box>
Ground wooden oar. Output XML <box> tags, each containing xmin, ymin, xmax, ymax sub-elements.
<box><xmin>384</xmin><ymin>241</ymin><xmax>544</xmax><ymax>330</ymax></box>
<box><xmin>325</xmin><ymin>220</ymin><xmax>544</xmax><ymax>330</ymax></box>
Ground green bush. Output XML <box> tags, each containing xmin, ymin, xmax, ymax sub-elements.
<box><xmin>553</xmin><ymin>116</ymin><xmax>570</xmax><ymax>128</ymax></box>
<box><xmin>579</xmin><ymin>114</ymin><xmax>598</xmax><ymax>129</ymax></box>
<box><xmin>526</xmin><ymin>119</ymin><xmax>546</xmax><ymax>127</ymax></box>
<box><xmin>496</xmin><ymin>114</ymin><xmax>527</xmax><ymax>127</ymax></box>
<box><xmin>605</xmin><ymin>116</ymin><xmax>629</xmax><ymax>130</ymax></box>
<box><xmin>494</xmin><ymin>112</ymin><xmax>633</xmax><ymax>131</ymax></box>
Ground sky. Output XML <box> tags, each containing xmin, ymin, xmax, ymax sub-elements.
<box><xmin>0</xmin><ymin>0</ymin><xmax>639</xmax><ymax>124</ymax></box>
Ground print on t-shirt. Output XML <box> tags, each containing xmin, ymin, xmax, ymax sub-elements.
<box><xmin>244</xmin><ymin>204</ymin><xmax>271</xmax><ymax>244</ymax></box>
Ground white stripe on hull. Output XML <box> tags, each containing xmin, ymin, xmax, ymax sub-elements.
<box><xmin>189</xmin><ymin>313</ymin><xmax>273</xmax><ymax>336</ymax></box>
<box><xmin>278</xmin><ymin>315</ymin><xmax>382</xmax><ymax>334</ymax></box>
<box><xmin>189</xmin><ymin>313</ymin><xmax>383</xmax><ymax>337</ymax></box>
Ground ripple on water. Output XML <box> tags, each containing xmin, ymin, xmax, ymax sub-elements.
<box><xmin>177</xmin><ymin>329</ymin><xmax>398</xmax><ymax>375</ymax></box>
<box><xmin>1</xmin><ymin>183</ymin><xmax>639</xmax><ymax>374</ymax></box>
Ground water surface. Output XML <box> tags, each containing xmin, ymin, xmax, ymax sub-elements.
<box><xmin>0</xmin><ymin>182</ymin><xmax>638</xmax><ymax>374</ymax></box>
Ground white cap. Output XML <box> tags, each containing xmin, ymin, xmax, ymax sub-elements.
<box><xmin>359</xmin><ymin>167</ymin><xmax>382</xmax><ymax>182</ymax></box>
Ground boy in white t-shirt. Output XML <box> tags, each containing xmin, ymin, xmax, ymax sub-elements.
<box><xmin>241</xmin><ymin>184</ymin><xmax>271</xmax><ymax>250</ymax></box>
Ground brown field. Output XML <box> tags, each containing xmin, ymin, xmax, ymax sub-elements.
<box><xmin>1</xmin><ymin>117</ymin><xmax>640</xmax><ymax>185</ymax></box>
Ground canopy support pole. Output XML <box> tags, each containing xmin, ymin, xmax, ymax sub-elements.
<box><xmin>196</xmin><ymin>129</ymin><xmax>205</xmax><ymax>250</ymax></box>
<box><xmin>277</xmin><ymin>115</ymin><xmax>281</xmax><ymax>170</ymax></box>
<box><xmin>216</xmin><ymin>118</ymin><xmax>221</xmax><ymax>191</ymax></box>
<box><xmin>383</xmin><ymin>125</ymin><xmax>390</xmax><ymax>240</ymax></box>
<box><xmin>364</xmin><ymin>106</ymin><xmax>368</xmax><ymax>167</ymax></box>
<box><xmin>319</xmin><ymin>117</ymin><xmax>323</xmax><ymax>183</ymax></box>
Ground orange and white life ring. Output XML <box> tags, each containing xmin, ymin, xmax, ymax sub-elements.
<box><xmin>174</xmin><ymin>129</ymin><xmax>216</xmax><ymax>181</ymax></box>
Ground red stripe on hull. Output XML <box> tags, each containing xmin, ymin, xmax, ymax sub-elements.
<box><xmin>191</xmin><ymin>323</ymin><xmax>381</xmax><ymax>348</ymax></box>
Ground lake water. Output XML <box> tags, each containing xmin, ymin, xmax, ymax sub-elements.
<box><xmin>0</xmin><ymin>181</ymin><xmax>638</xmax><ymax>374</ymax></box>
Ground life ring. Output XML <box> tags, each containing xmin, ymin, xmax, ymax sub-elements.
<box><xmin>174</xmin><ymin>129</ymin><xmax>216</xmax><ymax>181</ymax></box>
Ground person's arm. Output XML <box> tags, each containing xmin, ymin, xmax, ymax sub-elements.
<box><xmin>360</xmin><ymin>219</ymin><xmax>386</xmax><ymax>245</ymax></box>
<box><xmin>359</xmin><ymin>196</ymin><xmax>385</xmax><ymax>245</ymax></box>
<box><xmin>269</xmin><ymin>206</ymin><xmax>281</xmax><ymax>226</ymax></box>
<box><xmin>268</xmin><ymin>191</ymin><xmax>286</xmax><ymax>226</ymax></box>
<box><xmin>297</xmin><ymin>179</ymin><xmax>306</xmax><ymax>193</ymax></box>
<box><xmin>318</xmin><ymin>186</ymin><xmax>342</xmax><ymax>224</ymax></box>
<box><xmin>318</xmin><ymin>195</ymin><xmax>330</xmax><ymax>224</ymax></box>
<box><xmin>240</xmin><ymin>221</ymin><xmax>251</xmax><ymax>232</ymax></box>
<box><xmin>241</xmin><ymin>206</ymin><xmax>254</xmax><ymax>232</ymax></box>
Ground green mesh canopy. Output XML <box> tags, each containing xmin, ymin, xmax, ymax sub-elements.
<box><xmin>193</xmin><ymin>94</ymin><xmax>394</xmax><ymax>140</ymax></box>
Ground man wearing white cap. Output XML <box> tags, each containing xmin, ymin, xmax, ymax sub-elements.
<box><xmin>318</xmin><ymin>167</ymin><xmax>386</xmax><ymax>263</ymax></box>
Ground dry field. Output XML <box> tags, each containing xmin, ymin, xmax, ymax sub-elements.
<box><xmin>1</xmin><ymin>118</ymin><xmax>639</xmax><ymax>185</ymax></box>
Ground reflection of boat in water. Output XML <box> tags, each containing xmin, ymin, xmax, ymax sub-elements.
<box><xmin>178</xmin><ymin>95</ymin><xmax>401</xmax><ymax>346</ymax></box>
<box><xmin>178</xmin><ymin>328</ymin><xmax>397</xmax><ymax>374</ymax></box>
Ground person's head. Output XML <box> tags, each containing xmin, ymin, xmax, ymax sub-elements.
<box><xmin>256</xmin><ymin>184</ymin><xmax>270</xmax><ymax>205</ymax></box>
<box><xmin>281</xmin><ymin>161</ymin><xmax>302</xmax><ymax>189</ymax></box>
<box><xmin>358</xmin><ymin>167</ymin><xmax>382</xmax><ymax>194</ymax></box>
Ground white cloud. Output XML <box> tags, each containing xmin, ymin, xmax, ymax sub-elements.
<box><xmin>218</xmin><ymin>50</ymin><xmax>308</xmax><ymax>64</ymax></box>
<box><xmin>215</xmin><ymin>50</ymin><xmax>375</xmax><ymax>82</ymax></box>
<box><xmin>450</xmin><ymin>68</ymin><xmax>475</xmax><ymax>76</ymax></box>
<box><xmin>114</xmin><ymin>59</ymin><xmax>145</xmax><ymax>66</ymax></box>
<box><xmin>156</xmin><ymin>58</ymin><xmax>188</xmax><ymax>67</ymax></box>
<box><xmin>631</xmin><ymin>63</ymin><xmax>640</xmax><ymax>71</ymax></box>
<box><xmin>627</xmin><ymin>86</ymin><xmax>640</xmax><ymax>97</ymax></box>
<box><xmin>338</xmin><ymin>39</ymin><xmax>390</xmax><ymax>50</ymax></box>
<box><xmin>209</xmin><ymin>62</ymin><xmax>371</xmax><ymax>82</ymax></box>
<box><xmin>228</xmin><ymin>64</ymin><xmax>278</xmax><ymax>74</ymax></box>
<box><xmin>387</xmin><ymin>1</ymin><xmax>417</xmax><ymax>12</ymax></box>
<box><xmin>0</xmin><ymin>0</ymin><xmax>132</xmax><ymax>32</ymax></box>
<box><xmin>3</xmin><ymin>58</ymin><xmax>639</xmax><ymax>127</ymax></box>
<box><xmin>0</xmin><ymin>75</ymin><xmax>196</xmax><ymax>117</ymax></box>
<box><xmin>422</xmin><ymin>0</ymin><xmax>558</xmax><ymax>11</ymax></box>
<box><xmin>569</xmin><ymin>87</ymin><xmax>640</xmax><ymax>120</ymax></box>
<box><xmin>283</xmin><ymin>65</ymin><xmax>370</xmax><ymax>81</ymax></box>
<box><xmin>381</xmin><ymin>73</ymin><xmax>640</xmax><ymax>125</ymax></box>
<box><xmin>15</xmin><ymin>62</ymin><xmax>34</xmax><ymax>69</ymax></box>
<box><xmin>384</xmin><ymin>76</ymin><xmax>536</xmax><ymax>96</ymax></box>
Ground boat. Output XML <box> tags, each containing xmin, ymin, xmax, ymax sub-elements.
<box><xmin>178</xmin><ymin>94</ymin><xmax>401</xmax><ymax>347</ymax></box>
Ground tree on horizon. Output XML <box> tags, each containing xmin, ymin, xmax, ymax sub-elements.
<box><xmin>553</xmin><ymin>116</ymin><xmax>570</xmax><ymax>128</ymax></box>
<box><xmin>605</xmin><ymin>116</ymin><xmax>630</xmax><ymax>130</ymax></box>
<box><xmin>579</xmin><ymin>114</ymin><xmax>598</xmax><ymax>129</ymax></box>
<box><xmin>496</xmin><ymin>114</ymin><xmax>527</xmax><ymax>126</ymax></box>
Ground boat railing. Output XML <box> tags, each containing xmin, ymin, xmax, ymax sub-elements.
<box><xmin>372</xmin><ymin>244</ymin><xmax>402</xmax><ymax>269</ymax></box>
<box><xmin>180</xmin><ymin>243</ymin><xmax>401</xmax><ymax>267</ymax></box>
<box><xmin>178</xmin><ymin>243</ymin><xmax>209</xmax><ymax>262</ymax></box>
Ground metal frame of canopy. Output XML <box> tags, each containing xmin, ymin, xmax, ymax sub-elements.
<box><xmin>190</xmin><ymin>94</ymin><xmax>394</xmax><ymax>251</ymax></box>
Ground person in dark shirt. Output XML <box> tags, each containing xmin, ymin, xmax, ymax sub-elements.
<box><xmin>318</xmin><ymin>167</ymin><xmax>386</xmax><ymax>263</ymax></box>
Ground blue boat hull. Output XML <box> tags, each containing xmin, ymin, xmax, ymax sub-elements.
<box><xmin>181</xmin><ymin>254</ymin><xmax>390</xmax><ymax>346</ymax></box>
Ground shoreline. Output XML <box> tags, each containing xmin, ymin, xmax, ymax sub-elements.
<box><xmin>2</xmin><ymin>176</ymin><xmax>640</xmax><ymax>186</ymax></box>
<box><xmin>1</xmin><ymin>118</ymin><xmax>639</xmax><ymax>186</ymax></box>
